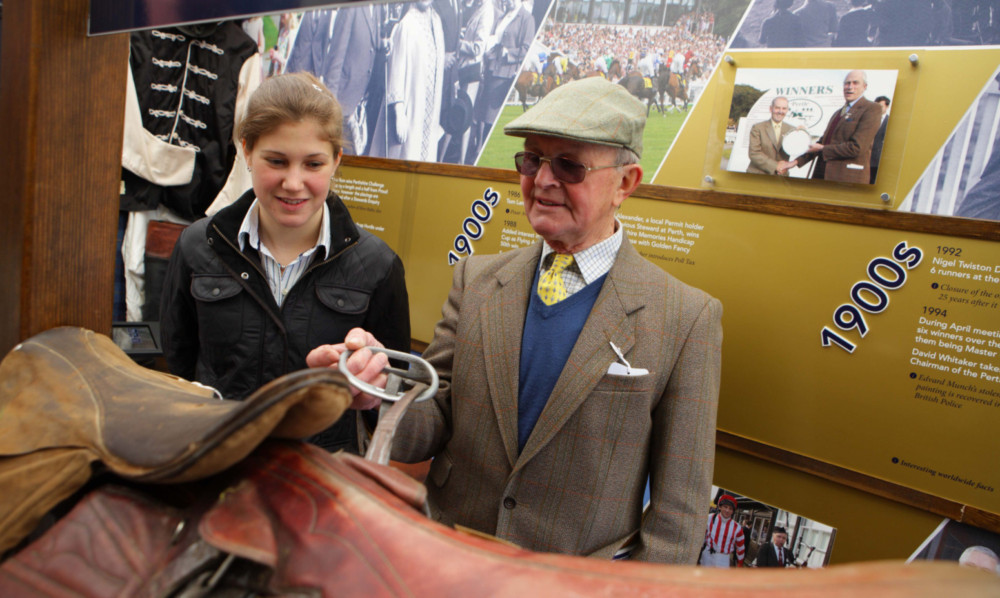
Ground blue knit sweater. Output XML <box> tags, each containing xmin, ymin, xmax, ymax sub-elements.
<box><xmin>517</xmin><ymin>272</ymin><xmax>607</xmax><ymax>452</ymax></box>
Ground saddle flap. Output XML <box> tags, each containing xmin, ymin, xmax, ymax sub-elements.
<box><xmin>0</xmin><ymin>449</ymin><xmax>92</xmax><ymax>554</ymax></box>
<box><xmin>198</xmin><ymin>442</ymin><xmax>429</xmax><ymax>577</ymax></box>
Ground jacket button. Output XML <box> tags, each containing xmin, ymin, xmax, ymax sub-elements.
<box><xmin>211</xmin><ymin>288</ymin><xmax>220</xmax><ymax>296</ymax></box>
<box><xmin>241</xmin><ymin>272</ymin><xmax>249</xmax><ymax>280</ymax></box>
<box><xmin>336</xmin><ymin>298</ymin><xmax>345</xmax><ymax>307</ymax></box>
<box><xmin>503</xmin><ymin>497</ymin><xmax>516</xmax><ymax>510</ymax></box>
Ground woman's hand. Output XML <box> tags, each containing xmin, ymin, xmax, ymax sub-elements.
<box><xmin>306</xmin><ymin>328</ymin><xmax>389</xmax><ymax>410</ymax></box>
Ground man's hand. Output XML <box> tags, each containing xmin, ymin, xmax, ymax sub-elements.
<box><xmin>306</xmin><ymin>328</ymin><xmax>389</xmax><ymax>411</ymax></box>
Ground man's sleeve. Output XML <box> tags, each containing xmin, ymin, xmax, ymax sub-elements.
<box><xmin>636</xmin><ymin>292</ymin><xmax>723</xmax><ymax>563</ymax></box>
<box><xmin>735</xmin><ymin>524</ymin><xmax>746</xmax><ymax>566</ymax></box>
<box><xmin>821</xmin><ymin>101</ymin><xmax>881</xmax><ymax>162</ymax></box>
<box><xmin>505</xmin><ymin>12</ymin><xmax>535</xmax><ymax>65</ymax></box>
<box><xmin>325</xmin><ymin>9</ymin><xmax>356</xmax><ymax>101</ymax></box>
<box><xmin>389</xmin><ymin>256</ymin><xmax>469</xmax><ymax>463</ymax></box>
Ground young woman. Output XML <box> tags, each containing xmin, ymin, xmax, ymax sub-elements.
<box><xmin>160</xmin><ymin>72</ymin><xmax>410</xmax><ymax>453</ymax></box>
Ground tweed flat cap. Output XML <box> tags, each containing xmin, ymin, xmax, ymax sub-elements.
<box><xmin>504</xmin><ymin>77</ymin><xmax>646</xmax><ymax>157</ymax></box>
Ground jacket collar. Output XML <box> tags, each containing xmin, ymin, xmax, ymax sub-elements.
<box><xmin>209</xmin><ymin>188</ymin><xmax>361</xmax><ymax>256</ymax></box>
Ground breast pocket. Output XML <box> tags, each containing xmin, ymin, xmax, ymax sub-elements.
<box><xmin>190</xmin><ymin>275</ymin><xmax>245</xmax><ymax>345</ymax></box>
<box><xmin>308</xmin><ymin>284</ymin><xmax>373</xmax><ymax>347</ymax></box>
<box><xmin>591</xmin><ymin>370</ymin><xmax>655</xmax><ymax>395</ymax></box>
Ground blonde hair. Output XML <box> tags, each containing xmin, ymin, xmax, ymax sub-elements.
<box><xmin>237</xmin><ymin>72</ymin><xmax>345</xmax><ymax>155</ymax></box>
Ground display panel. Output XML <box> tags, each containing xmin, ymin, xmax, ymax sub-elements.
<box><xmin>340</xmin><ymin>160</ymin><xmax>1000</xmax><ymax>520</ymax></box>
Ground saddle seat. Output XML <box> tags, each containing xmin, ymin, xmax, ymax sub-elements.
<box><xmin>0</xmin><ymin>327</ymin><xmax>353</xmax><ymax>554</ymax></box>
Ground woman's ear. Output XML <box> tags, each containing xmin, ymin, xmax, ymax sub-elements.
<box><xmin>242</xmin><ymin>139</ymin><xmax>252</xmax><ymax>170</ymax></box>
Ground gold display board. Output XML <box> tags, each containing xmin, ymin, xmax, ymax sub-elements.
<box><xmin>337</xmin><ymin>161</ymin><xmax>1000</xmax><ymax>518</ymax></box>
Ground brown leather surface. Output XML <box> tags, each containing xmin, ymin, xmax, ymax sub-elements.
<box><xmin>3</xmin><ymin>441</ymin><xmax>998</xmax><ymax>597</ymax></box>
<box><xmin>0</xmin><ymin>327</ymin><xmax>353</xmax><ymax>554</ymax></box>
<box><xmin>0</xmin><ymin>485</ymin><xmax>216</xmax><ymax>597</ymax></box>
<box><xmin>201</xmin><ymin>442</ymin><xmax>1000</xmax><ymax>597</ymax></box>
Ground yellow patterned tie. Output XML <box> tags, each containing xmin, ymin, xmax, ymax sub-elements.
<box><xmin>538</xmin><ymin>253</ymin><xmax>574</xmax><ymax>306</ymax></box>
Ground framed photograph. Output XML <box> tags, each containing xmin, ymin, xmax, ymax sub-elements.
<box><xmin>723</xmin><ymin>67</ymin><xmax>898</xmax><ymax>185</ymax></box>
<box><xmin>699</xmin><ymin>486</ymin><xmax>837</xmax><ymax>569</ymax></box>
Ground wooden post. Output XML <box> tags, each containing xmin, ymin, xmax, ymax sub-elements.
<box><xmin>0</xmin><ymin>0</ymin><xmax>129</xmax><ymax>353</ymax></box>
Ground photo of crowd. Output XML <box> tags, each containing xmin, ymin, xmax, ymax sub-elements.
<box><xmin>234</xmin><ymin>0</ymin><xmax>765</xmax><ymax>178</ymax></box>
<box><xmin>245</xmin><ymin>0</ymin><xmax>552</xmax><ymax>166</ymax></box>
<box><xmin>475</xmin><ymin>1</ymin><xmax>753</xmax><ymax>180</ymax></box>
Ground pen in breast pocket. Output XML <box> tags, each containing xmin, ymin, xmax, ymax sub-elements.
<box><xmin>608</xmin><ymin>340</ymin><xmax>633</xmax><ymax>375</ymax></box>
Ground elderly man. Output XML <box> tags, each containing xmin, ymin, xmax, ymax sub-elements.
<box><xmin>308</xmin><ymin>77</ymin><xmax>722</xmax><ymax>564</ymax></box>
<box><xmin>756</xmin><ymin>526</ymin><xmax>795</xmax><ymax>567</ymax></box>
<box><xmin>782</xmin><ymin>69</ymin><xmax>881</xmax><ymax>183</ymax></box>
<box><xmin>747</xmin><ymin>96</ymin><xmax>795</xmax><ymax>176</ymax></box>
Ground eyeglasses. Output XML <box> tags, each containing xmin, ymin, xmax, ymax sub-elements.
<box><xmin>513</xmin><ymin>151</ymin><xmax>621</xmax><ymax>184</ymax></box>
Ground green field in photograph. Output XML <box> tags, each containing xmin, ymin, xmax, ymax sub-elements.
<box><xmin>477</xmin><ymin>102</ymin><xmax>691</xmax><ymax>184</ymax></box>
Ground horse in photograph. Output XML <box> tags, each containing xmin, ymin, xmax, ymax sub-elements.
<box><xmin>514</xmin><ymin>69</ymin><xmax>555</xmax><ymax>111</ymax></box>
<box><xmin>607</xmin><ymin>58</ymin><xmax>624</xmax><ymax>83</ymax></box>
<box><xmin>620</xmin><ymin>69</ymin><xmax>662</xmax><ymax>116</ymax></box>
<box><xmin>542</xmin><ymin>52</ymin><xmax>579</xmax><ymax>87</ymax></box>
<box><xmin>658</xmin><ymin>63</ymin><xmax>688</xmax><ymax>112</ymax></box>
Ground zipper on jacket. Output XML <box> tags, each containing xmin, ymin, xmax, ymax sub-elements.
<box><xmin>210</xmin><ymin>223</ymin><xmax>288</xmax><ymax>388</ymax></box>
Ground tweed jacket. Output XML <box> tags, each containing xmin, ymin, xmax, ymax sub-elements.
<box><xmin>795</xmin><ymin>96</ymin><xmax>881</xmax><ymax>183</ymax></box>
<box><xmin>392</xmin><ymin>236</ymin><xmax>723</xmax><ymax>564</ymax></box>
<box><xmin>747</xmin><ymin>119</ymin><xmax>795</xmax><ymax>175</ymax></box>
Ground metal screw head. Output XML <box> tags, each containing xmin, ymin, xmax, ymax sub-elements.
<box><xmin>880</xmin><ymin>193</ymin><xmax>891</xmax><ymax>202</ymax></box>
<box><xmin>909</xmin><ymin>54</ymin><xmax>919</xmax><ymax>65</ymax></box>
<box><xmin>704</xmin><ymin>175</ymin><xmax>715</xmax><ymax>185</ymax></box>
<box><xmin>724</xmin><ymin>55</ymin><xmax>735</xmax><ymax>65</ymax></box>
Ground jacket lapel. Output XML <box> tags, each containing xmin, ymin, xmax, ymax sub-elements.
<box><xmin>481</xmin><ymin>245</ymin><xmax>539</xmax><ymax>468</ymax></box>
<box><xmin>515</xmin><ymin>238</ymin><xmax>646</xmax><ymax>469</ymax></box>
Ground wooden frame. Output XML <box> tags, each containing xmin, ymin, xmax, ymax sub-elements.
<box><xmin>0</xmin><ymin>0</ymin><xmax>129</xmax><ymax>355</ymax></box>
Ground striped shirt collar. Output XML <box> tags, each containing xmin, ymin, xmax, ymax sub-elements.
<box><xmin>238</xmin><ymin>198</ymin><xmax>331</xmax><ymax>261</ymax></box>
<box><xmin>539</xmin><ymin>219</ymin><xmax>623</xmax><ymax>285</ymax></box>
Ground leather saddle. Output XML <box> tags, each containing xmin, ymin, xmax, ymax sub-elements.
<box><xmin>0</xmin><ymin>327</ymin><xmax>352</xmax><ymax>555</ymax></box>
<box><xmin>0</xmin><ymin>328</ymin><xmax>997</xmax><ymax>596</ymax></box>
<box><xmin>2</xmin><ymin>441</ymin><xmax>997</xmax><ymax>597</ymax></box>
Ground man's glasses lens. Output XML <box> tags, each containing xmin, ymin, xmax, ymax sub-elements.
<box><xmin>514</xmin><ymin>152</ymin><xmax>587</xmax><ymax>184</ymax></box>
